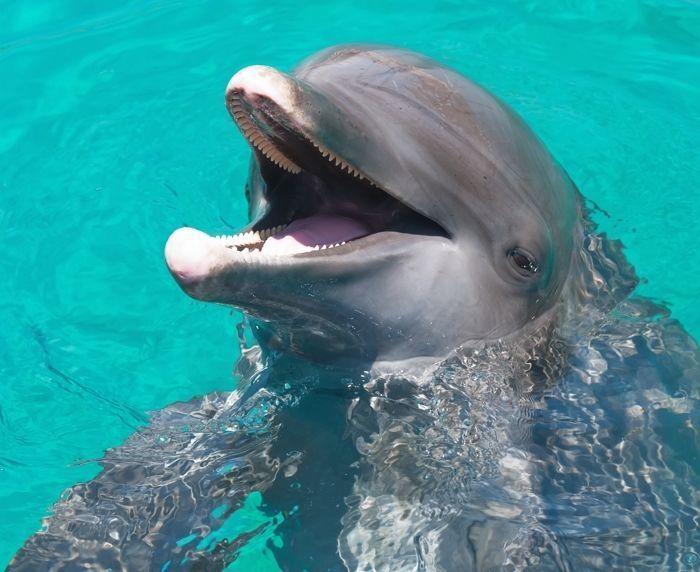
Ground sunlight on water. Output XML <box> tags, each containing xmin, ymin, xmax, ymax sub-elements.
<box><xmin>1</xmin><ymin>0</ymin><xmax>698</xmax><ymax>567</ymax></box>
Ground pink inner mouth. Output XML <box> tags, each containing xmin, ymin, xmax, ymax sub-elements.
<box><xmin>261</xmin><ymin>214</ymin><xmax>371</xmax><ymax>255</ymax></box>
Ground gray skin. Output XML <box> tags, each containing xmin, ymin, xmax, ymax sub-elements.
<box><xmin>165</xmin><ymin>45</ymin><xmax>581</xmax><ymax>366</ymax></box>
<box><xmin>10</xmin><ymin>45</ymin><xmax>700</xmax><ymax>572</ymax></box>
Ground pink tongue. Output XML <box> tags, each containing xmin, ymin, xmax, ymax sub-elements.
<box><xmin>261</xmin><ymin>214</ymin><xmax>371</xmax><ymax>255</ymax></box>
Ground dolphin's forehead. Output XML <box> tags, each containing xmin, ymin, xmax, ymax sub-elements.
<box><xmin>297</xmin><ymin>45</ymin><xmax>450</xmax><ymax>85</ymax></box>
<box><xmin>296</xmin><ymin>46</ymin><xmax>490</xmax><ymax>138</ymax></box>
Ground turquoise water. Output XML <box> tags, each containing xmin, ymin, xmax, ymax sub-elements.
<box><xmin>1</xmin><ymin>0</ymin><xmax>699</xmax><ymax>567</ymax></box>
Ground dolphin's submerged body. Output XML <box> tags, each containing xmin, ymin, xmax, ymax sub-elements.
<box><xmin>10</xmin><ymin>46</ymin><xmax>700</xmax><ymax>571</ymax></box>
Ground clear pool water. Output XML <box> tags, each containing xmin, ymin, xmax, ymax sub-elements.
<box><xmin>1</xmin><ymin>0</ymin><xmax>699</xmax><ymax>568</ymax></box>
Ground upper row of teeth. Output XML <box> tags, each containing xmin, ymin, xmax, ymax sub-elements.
<box><xmin>229</xmin><ymin>99</ymin><xmax>302</xmax><ymax>174</ymax></box>
<box><xmin>308</xmin><ymin>140</ymin><xmax>367</xmax><ymax>180</ymax></box>
<box><xmin>230</xmin><ymin>94</ymin><xmax>368</xmax><ymax>182</ymax></box>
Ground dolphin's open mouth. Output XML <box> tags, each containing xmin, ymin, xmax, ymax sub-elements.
<box><xmin>165</xmin><ymin>65</ymin><xmax>449</xmax><ymax>285</ymax></box>
<box><xmin>216</xmin><ymin>68</ymin><xmax>448</xmax><ymax>258</ymax></box>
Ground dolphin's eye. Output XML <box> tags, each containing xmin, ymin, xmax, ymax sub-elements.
<box><xmin>508</xmin><ymin>247</ymin><xmax>539</xmax><ymax>275</ymax></box>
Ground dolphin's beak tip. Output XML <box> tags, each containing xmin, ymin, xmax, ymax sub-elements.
<box><xmin>164</xmin><ymin>227</ymin><xmax>216</xmax><ymax>286</ymax></box>
<box><xmin>226</xmin><ymin>65</ymin><xmax>295</xmax><ymax>113</ymax></box>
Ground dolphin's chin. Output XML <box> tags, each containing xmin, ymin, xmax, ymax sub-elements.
<box><xmin>165</xmin><ymin>65</ymin><xmax>449</xmax><ymax>289</ymax></box>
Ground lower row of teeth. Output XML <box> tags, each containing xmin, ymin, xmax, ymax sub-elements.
<box><xmin>236</xmin><ymin>242</ymin><xmax>347</xmax><ymax>253</ymax></box>
<box><xmin>213</xmin><ymin>225</ymin><xmax>347</xmax><ymax>253</ymax></box>
<box><xmin>214</xmin><ymin>224</ymin><xmax>287</xmax><ymax>246</ymax></box>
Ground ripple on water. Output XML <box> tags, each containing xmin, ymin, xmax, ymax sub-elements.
<box><xmin>1</xmin><ymin>0</ymin><xmax>700</xmax><ymax>568</ymax></box>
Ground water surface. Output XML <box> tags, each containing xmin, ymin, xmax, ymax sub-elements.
<box><xmin>1</xmin><ymin>0</ymin><xmax>699</xmax><ymax>568</ymax></box>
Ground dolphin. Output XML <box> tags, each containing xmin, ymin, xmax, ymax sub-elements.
<box><xmin>165</xmin><ymin>44</ymin><xmax>580</xmax><ymax>366</ymax></box>
<box><xmin>11</xmin><ymin>46</ymin><xmax>700</xmax><ymax>571</ymax></box>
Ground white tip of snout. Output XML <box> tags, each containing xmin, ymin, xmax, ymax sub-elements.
<box><xmin>226</xmin><ymin>65</ymin><xmax>296</xmax><ymax>114</ymax></box>
<box><xmin>165</xmin><ymin>227</ymin><xmax>217</xmax><ymax>284</ymax></box>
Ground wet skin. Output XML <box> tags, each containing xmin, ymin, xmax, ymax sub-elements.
<box><xmin>165</xmin><ymin>45</ymin><xmax>581</xmax><ymax>367</ymax></box>
<box><xmin>10</xmin><ymin>45</ymin><xmax>700</xmax><ymax>572</ymax></box>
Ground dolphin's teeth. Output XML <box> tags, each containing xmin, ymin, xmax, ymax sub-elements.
<box><xmin>229</xmin><ymin>93</ymin><xmax>302</xmax><ymax>174</ymax></box>
<box><xmin>308</xmin><ymin>139</ymin><xmax>368</xmax><ymax>181</ymax></box>
<box><xmin>262</xmin><ymin>225</ymin><xmax>282</xmax><ymax>239</ymax></box>
<box><xmin>232</xmin><ymin>93</ymin><xmax>359</xmax><ymax>178</ymax></box>
<box><xmin>222</xmin><ymin>229</ymin><xmax>266</xmax><ymax>247</ymax></box>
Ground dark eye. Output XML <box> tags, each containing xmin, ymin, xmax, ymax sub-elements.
<box><xmin>508</xmin><ymin>247</ymin><xmax>539</xmax><ymax>275</ymax></box>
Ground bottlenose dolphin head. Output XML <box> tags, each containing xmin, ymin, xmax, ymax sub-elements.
<box><xmin>165</xmin><ymin>45</ymin><xmax>580</xmax><ymax>365</ymax></box>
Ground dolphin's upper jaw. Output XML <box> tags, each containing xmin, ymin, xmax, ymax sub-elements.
<box><xmin>165</xmin><ymin>65</ymin><xmax>448</xmax><ymax>287</ymax></box>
